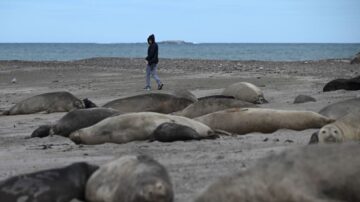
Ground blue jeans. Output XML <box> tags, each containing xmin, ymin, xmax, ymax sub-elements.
<box><xmin>146</xmin><ymin>64</ymin><xmax>162</xmax><ymax>88</ymax></box>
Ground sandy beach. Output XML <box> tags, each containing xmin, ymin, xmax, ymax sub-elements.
<box><xmin>0</xmin><ymin>57</ymin><xmax>359</xmax><ymax>201</ymax></box>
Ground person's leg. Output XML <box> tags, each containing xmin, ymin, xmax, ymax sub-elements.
<box><xmin>145</xmin><ymin>65</ymin><xmax>151</xmax><ymax>89</ymax></box>
<box><xmin>151</xmin><ymin>65</ymin><xmax>163</xmax><ymax>87</ymax></box>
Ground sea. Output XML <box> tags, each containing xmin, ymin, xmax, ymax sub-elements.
<box><xmin>0</xmin><ymin>43</ymin><xmax>359</xmax><ymax>62</ymax></box>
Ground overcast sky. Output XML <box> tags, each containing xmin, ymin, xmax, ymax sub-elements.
<box><xmin>1</xmin><ymin>0</ymin><xmax>359</xmax><ymax>43</ymax></box>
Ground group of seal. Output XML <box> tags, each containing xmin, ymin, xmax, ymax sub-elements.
<box><xmin>2</xmin><ymin>91</ymin><xmax>96</xmax><ymax>115</ymax></box>
<box><xmin>195</xmin><ymin>143</ymin><xmax>360</xmax><ymax>202</ymax></box>
<box><xmin>0</xmin><ymin>162</ymin><xmax>98</xmax><ymax>202</ymax></box>
<box><xmin>0</xmin><ymin>155</ymin><xmax>174</xmax><ymax>202</ymax></box>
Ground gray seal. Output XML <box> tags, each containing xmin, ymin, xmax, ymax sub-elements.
<box><xmin>85</xmin><ymin>155</ymin><xmax>173</xmax><ymax>202</ymax></box>
<box><xmin>3</xmin><ymin>91</ymin><xmax>95</xmax><ymax>115</ymax></box>
<box><xmin>318</xmin><ymin>98</ymin><xmax>360</xmax><ymax>119</ymax></box>
<box><xmin>194</xmin><ymin>108</ymin><xmax>334</xmax><ymax>135</ymax></box>
<box><xmin>69</xmin><ymin>112</ymin><xmax>215</xmax><ymax>145</ymax></box>
<box><xmin>0</xmin><ymin>162</ymin><xmax>98</xmax><ymax>202</ymax></box>
<box><xmin>103</xmin><ymin>93</ymin><xmax>194</xmax><ymax>114</ymax></box>
<box><xmin>31</xmin><ymin>108</ymin><xmax>120</xmax><ymax>138</ymax></box>
<box><xmin>195</xmin><ymin>143</ymin><xmax>360</xmax><ymax>202</ymax></box>
<box><xmin>309</xmin><ymin>111</ymin><xmax>360</xmax><ymax>144</ymax></box>
<box><xmin>173</xmin><ymin>97</ymin><xmax>257</xmax><ymax>118</ymax></box>
<box><xmin>293</xmin><ymin>95</ymin><xmax>316</xmax><ymax>104</ymax></box>
<box><xmin>222</xmin><ymin>82</ymin><xmax>268</xmax><ymax>104</ymax></box>
<box><xmin>151</xmin><ymin>122</ymin><xmax>219</xmax><ymax>142</ymax></box>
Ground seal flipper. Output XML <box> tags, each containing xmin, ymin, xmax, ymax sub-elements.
<box><xmin>83</xmin><ymin>98</ymin><xmax>97</xmax><ymax>108</ymax></box>
<box><xmin>309</xmin><ymin>131</ymin><xmax>319</xmax><ymax>144</ymax></box>
<box><xmin>31</xmin><ymin>125</ymin><xmax>52</xmax><ymax>138</ymax></box>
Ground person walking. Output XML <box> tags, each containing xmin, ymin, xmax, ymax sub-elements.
<box><xmin>145</xmin><ymin>34</ymin><xmax>163</xmax><ymax>91</ymax></box>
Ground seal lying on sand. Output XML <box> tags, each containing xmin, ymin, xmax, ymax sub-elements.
<box><xmin>222</xmin><ymin>82</ymin><xmax>268</xmax><ymax>104</ymax></box>
<box><xmin>309</xmin><ymin>111</ymin><xmax>360</xmax><ymax>144</ymax></box>
<box><xmin>194</xmin><ymin>108</ymin><xmax>334</xmax><ymax>135</ymax></box>
<box><xmin>69</xmin><ymin>112</ymin><xmax>215</xmax><ymax>145</ymax></box>
<box><xmin>2</xmin><ymin>91</ymin><xmax>96</xmax><ymax>115</ymax></box>
<box><xmin>0</xmin><ymin>162</ymin><xmax>98</xmax><ymax>202</ymax></box>
<box><xmin>173</xmin><ymin>97</ymin><xmax>257</xmax><ymax>118</ymax></box>
<box><xmin>103</xmin><ymin>93</ymin><xmax>194</xmax><ymax>114</ymax></box>
<box><xmin>293</xmin><ymin>95</ymin><xmax>316</xmax><ymax>104</ymax></box>
<box><xmin>318</xmin><ymin>98</ymin><xmax>360</xmax><ymax>119</ymax></box>
<box><xmin>323</xmin><ymin>76</ymin><xmax>360</xmax><ymax>92</ymax></box>
<box><xmin>195</xmin><ymin>143</ymin><xmax>360</xmax><ymax>202</ymax></box>
<box><xmin>31</xmin><ymin>108</ymin><xmax>120</xmax><ymax>138</ymax></box>
<box><xmin>151</xmin><ymin>122</ymin><xmax>219</xmax><ymax>142</ymax></box>
<box><xmin>86</xmin><ymin>155</ymin><xmax>173</xmax><ymax>202</ymax></box>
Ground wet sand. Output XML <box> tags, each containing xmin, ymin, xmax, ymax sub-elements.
<box><xmin>0</xmin><ymin>57</ymin><xmax>359</xmax><ymax>201</ymax></box>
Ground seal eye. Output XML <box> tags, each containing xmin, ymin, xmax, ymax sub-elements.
<box><xmin>322</xmin><ymin>130</ymin><xmax>326</xmax><ymax>134</ymax></box>
<box><xmin>334</xmin><ymin>130</ymin><xmax>338</xmax><ymax>134</ymax></box>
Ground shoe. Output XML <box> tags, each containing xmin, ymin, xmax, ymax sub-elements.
<box><xmin>157</xmin><ymin>83</ymin><xmax>164</xmax><ymax>90</ymax></box>
<box><xmin>144</xmin><ymin>86</ymin><xmax>151</xmax><ymax>91</ymax></box>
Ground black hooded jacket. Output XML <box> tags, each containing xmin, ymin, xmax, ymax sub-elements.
<box><xmin>146</xmin><ymin>34</ymin><xmax>159</xmax><ymax>66</ymax></box>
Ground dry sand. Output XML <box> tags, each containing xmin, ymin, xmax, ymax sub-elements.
<box><xmin>0</xmin><ymin>58</ymin><xmax>359</xmax><ymax>201</ymax></box>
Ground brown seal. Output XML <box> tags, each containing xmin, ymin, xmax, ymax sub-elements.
<box><xmin>194</xmin><ymin>108</ymin><xmax>334</xmax><ymax>135</ymax></box>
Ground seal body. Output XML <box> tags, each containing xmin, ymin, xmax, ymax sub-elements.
<box><xmin>222</xmin><ymin>82</ymin><xmax>268</xmax><ymax>104</ymax></box>
<box><xmin>152</xmin><ymin>122</ymin><xmax>219</xmax><ymax>142</ymax></box>
<box><xmin>103</xmin><ymin>93</ymin><xmax>194</xmax><ymax>114</ymax></box>
<box><xmin>293</xmin><ymin>95</ymin><xmax>316</xmax><ymax>104</ymax></box>
<box><xmin>173</xmin><ymin>97</ymin><xmax>257</xmax><ymax>118</ymax></box>
<box><xmin>195</xmin><ymin>143</ymin><xmax>360</xmax><ymax>202</ymax></box>
<box><xmin>86</xmin><ymin>155</ymin><xmax>173</xmax><ymax>202</ymax></box>
<box><xmin>31</xmin><ymin>108</ymin><xmax>120</xmax><ymax>138</ymax></box>
<box><xmin>311</xmin><ymin>111</ymin><xmax>360</xmax><ymax>143</ymax></box>
<box><xmin>3</xmin><ymin>91</ymin><xmax>85</xmax><ymax>115</ymax></box>
<box><xmin>323</xmin><ymin>76</ymin><xmax>360</xmax><ymax>92</ymax></box>
<box><xmin>319</xmin><ymin>98</ymin><xmax>360</xmax><ymax>119</ymax></box>
<box><xmin>0</xmin><ymin>162</ymin><xmax>98</xmax><ymax>202</ymax></box>
<box><xmin>194</xmin><ymin>108</ymin><xmax>334</xmax><ymax>135</ymax></box>
<box><xmin>69</xmin><ymin>112</ymin><xmax>214</xmax><ymax>145</ymax></box>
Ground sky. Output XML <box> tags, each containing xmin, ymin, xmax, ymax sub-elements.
<box><xmin>0</xmin><ymin>0</ymin><xmax>359</xmax><ymax>43</ymax></box>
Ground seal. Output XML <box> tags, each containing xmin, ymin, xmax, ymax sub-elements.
<box><xmin>170</xmin><ymin>89</ymin><xmax>198</xmax><ymax>102</ymax></box>
<box><xmin>103</xmin><ymin>93</ymin><xmax>194</xmax><ymax>114</ymax></box>
<box><xmin>173</xmin><ymin>97</ymin><xmax>257</xmax><ymax>118</ymax></box>
<box><xmin>323</xmin><ymin>76</ymin><xmax>360</xmax><ymax>92</ymax></box>
<box><xmin>222</xmin><ymin>82</ymin><xmax>268</xmax><ymax>104</ymax></box>
<box><xmin>151</xmin><ymin>122</ymin><xmax>219</xmax><ymax>142</ymax></box>
<box><xmin>194</xmin><ymin>108</ymin><xmax>334</xmax><ymax>135</ymax></box>
<box><xmin>31</xmin><ymin>108</ymin><xmax>120</xmax><ymax>138</ymax></box>
<box><xmin>85</xmin><ymin>155</ymin><xmax>173</xmax><ymax>202</ymax></box>
<box><xmin>2</xmin><ymin>91</ymin><xmax>95</xmax><ymax>115</ymax></box>
<box><xmin>0</xmin><ymin>162</ymin><xmax>98</xmax><ymax>202</ymax></box>
<box><xmin>293</xmin><ymin>94</ymin><xmax>316</xmax><ymax>104</ymax></box>
<box><xmin>69</xmin><ymin>112</ymin><xmax>215</xmax><ymax>145</ymax></box>
<box><xmin>318</xmin><ymin>98</ymin><xmax>360</xmax><ymax>119</ymax></box>
<box><xmin>309</xmin><ymin>111</ymin><xmax>360</xmax><ymax>144</ymax></box>
<box><xmin>195</xmin><ymin>143</ymin><xmax>360</xmax><ymax>202</ymax></box>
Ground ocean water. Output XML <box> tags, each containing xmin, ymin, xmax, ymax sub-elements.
<box><xmin>0</xmin><ymin>43</ymin><xmax>359</xmax><ymax>61</ymax></box>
